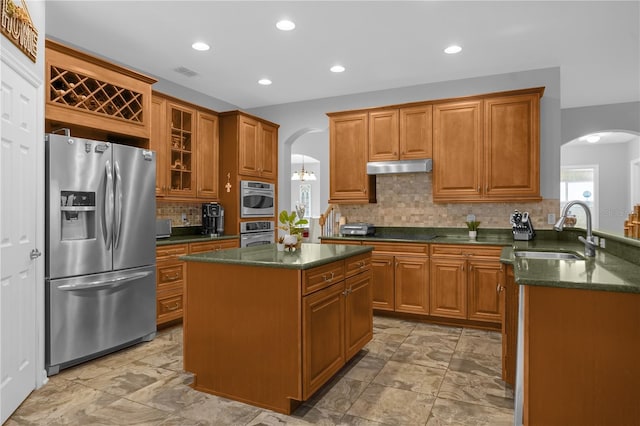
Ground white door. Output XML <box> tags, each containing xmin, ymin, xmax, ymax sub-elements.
<box><xmin>0</xmin><ymin>49</ymin><xmax>41</xmax><ymax>422</ymax></box>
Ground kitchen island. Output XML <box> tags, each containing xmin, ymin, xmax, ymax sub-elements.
<box><xmin>180</xmin><ymin>243</ymin><xmax>374</xmax><ymax>414</ymax></box>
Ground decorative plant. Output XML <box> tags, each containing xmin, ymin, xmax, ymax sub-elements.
<box><xmin>278</xmin><ymin>210</ymin><xmax>309</xmax><ymax>236</ymax></box>
<box><xmin>465</xmin><ymin>221</ymin><xmax>481</xmax><ymax>231</ymax></box>
<box><xmin>277</xmin><ymin>235</ymin><xmax>285</xmax><ymax>244</ymax></box>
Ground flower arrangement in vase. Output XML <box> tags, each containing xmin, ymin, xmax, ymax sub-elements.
<box><xmin>465</xmin><ymin>220</ymin><xmax>481</xmax><ymax>240</ymax></box>
<box><xmin>278</xmin><ymin>210</ymin><xmax>309</xmax><ymax>251</ymax></box>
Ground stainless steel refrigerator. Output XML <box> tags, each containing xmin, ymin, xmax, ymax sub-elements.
<box><xmin>45</xmin><ymin>132</ymin><xmax>156</xmax><ymax>375</ymax></box>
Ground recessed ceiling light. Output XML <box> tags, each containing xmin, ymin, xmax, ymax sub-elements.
<box><xmin>444</xmin><ymin>45</ymin><xmax>462</xmax><ymax>54</ymax></box>
<box><xmin>330</xmin><ymin>65</ymin><xmax>345</xmax><ymax>73</ymax></box>
<box><xmin>258</xmin><ymin>78</ymin><xmax>272</xmax><ymax>86</ymax></box>
<box><xmin>191</xmin><ymin>41</ymin><xmax>210</xmax><ymax>51</ymax></box>
<box><xmin>276</xmin><ymin>20</ymin><xmax>295</xmax><ymax>31</ymax></box>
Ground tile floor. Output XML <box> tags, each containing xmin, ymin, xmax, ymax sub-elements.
<box><xmin>7</xmin><ymin>316</ymin><xmax>514</xmax><ymax>425</ymax></box>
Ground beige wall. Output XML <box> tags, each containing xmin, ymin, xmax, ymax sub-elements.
<box><xmin>338</xmin><ymin>174</ymin><xmax>559</xmax><ymax>229</ymax></box>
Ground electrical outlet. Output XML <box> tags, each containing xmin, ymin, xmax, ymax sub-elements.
<box><xmin>181</xmin><ymin>213</ymin><xmax>187</xmax><ymax>223</ymax></box>
<box><xmin>466</xmin><ymin>214</ymin><xmax>476</xmax><ymax>222</ymax></box>
<box><xmin>547</xmin><ymin>213</ymin><xmax>556</xmax><ymax>224</ymax></box>
<box><xmin>599</xmin><ymin>238</ymin><xmax>606</xmax><ymax>248</ymax></box>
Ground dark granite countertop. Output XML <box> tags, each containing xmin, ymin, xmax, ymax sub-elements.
<box><xmin>500</xmin><ymin>241</ymin><xmax>640</xmax><ymax>294</ymax></box>
<box><xmin>156</xmin><ymin>234</ymin><xmax>239</xmax><ymax>246</ymax></box>
<box><xmin>180</xmin><ymin>243</ymin><xmax>374</xmax><ymax>270</ymax></box>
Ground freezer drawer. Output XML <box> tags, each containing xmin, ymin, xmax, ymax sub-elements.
<box><xmin>46</xmin><ymin>265</ymin><xmax>156</xmax><ymax>375</ymax></box>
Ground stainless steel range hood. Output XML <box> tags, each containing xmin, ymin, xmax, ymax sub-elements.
<box><xmin>366</xmin><ymin>159</ymin><xmax>432</xmax><ymax>175</ymax></box>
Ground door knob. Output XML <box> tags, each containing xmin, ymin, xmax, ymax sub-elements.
<box><xmin>30</xmin><ymin>249</ymin><xmax>42</xmax><ymax>260</ymax></box>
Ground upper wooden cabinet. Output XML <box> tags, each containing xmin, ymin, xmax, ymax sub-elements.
<box><xmin>45</xmin><ymin>39</ymin><xmax>156</xmax><ymax>142</ymax></box>
<box><xmin>484</xmin><ymin>93</ymin><xmax>540</xmax><ymax>199</ymax></box>
<box><xmin>196</xmin><ymin>111</ymin><xmax>219</xmax><ymax>199</ymax></box>
<box><xmin>151</xmin><ymin>92</ymin><xmax>220</xmax><ymax>201</ymax></box>
<box><xmin>433</xmin><ymin>100</ymin><xmax>483</xmax><ymax>201</ymax></box>
<box><xmin>432</xmin><ymin>88</ymin><xmax>543</xmax><ymax>202</ymax></box>
<box><xmin>328</xmin><ymin>87</ymin><xmax>543</xmax><ymax>204</ymax></box>
<box><xmin>368</xmin><ymin>105</ymin><xmax>433</xmax><ymax>161</ymax></box>
<box><xmin>328</xmin><ymin>112</ymin><xmax>376</xmax><ymax>204</ymax></box>
<box><xmin>237</xmin><ymin>114</ymin><xmax>277</xmax><ymax>181</ymax></box>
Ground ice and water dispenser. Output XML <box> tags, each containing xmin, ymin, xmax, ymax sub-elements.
<box><xmin>60</xmin><ymin>190</ymin><xmax>96</xmax><ymax>240</ymax></box>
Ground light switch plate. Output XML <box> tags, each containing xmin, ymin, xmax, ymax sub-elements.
<box><xmin>466</xmin><ymin>214</ymin><xmax>476</xmax><ymax>222</ymax></box>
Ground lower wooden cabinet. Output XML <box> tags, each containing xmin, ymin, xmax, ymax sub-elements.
<box><xmin>156</xmin><ymin>239</ymin><xmax>239</xmax><ymax>326</ymax></box>
<box><xmin>430</xmin><ymin>244</ymin><xmax>503</xmax><ymax>324</ymax></box>
<box><xmin>369</xmin><ymin>243</ymin><xmax>430</xmax><ymax>315</ymax></box>
<box><xmin>302</xmin><ymin>256</ymin><xmax>372</xmax><ymax>399</ymax></box>
<box><xmin>156</xmin><ymin>244</ymin><xmax>188</xmax><ymax>326</ymax></box>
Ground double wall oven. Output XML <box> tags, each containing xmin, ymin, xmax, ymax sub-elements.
<box><xmin>240</xmin><ymin>180</ymin><xmax>276</xmax><ymax>247</ymax></box>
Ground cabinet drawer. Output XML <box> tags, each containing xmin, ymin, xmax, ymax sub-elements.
<box><xmin>158</xmin><ymin>264</ymin><xmax>184</xmax><ymax>285</ymax></box>
<box><xmin>189</xmin><ymin>239</ymin><xmax>239</xmax><ymax>253</ymax></box>
<box><xmin>431</xmin><ymin>244</ymin><xmax>502</xmax><ymax>258</ymax></box>
<box><xmin>345</xmin><ymin>253</ymin><xmax>371</xmax><ymax>278</ymax></box>
<box><xmin>368</xmin><ymin>242</ymin><xmax>429</xmax><ymax>256</ymax></box>
<box><xmin>157</xmin><ymin>293</ymin><xmax>183</xmax><ymax>321</ymax></box>
<box><xmin>303</xmin><ymin>261</ymin><xmax>345</xmax><ymax>295</ymax></box>
<box><xmin>156</xmin><ymin>244</ymin><xmax>188</xmax><ymax>261</ymax></box>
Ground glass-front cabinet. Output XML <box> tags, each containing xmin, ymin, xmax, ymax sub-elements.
<box><xmin>168</xmin><ymin>104</ymin><xmax>196</xmax><ymax>197</ymax></box>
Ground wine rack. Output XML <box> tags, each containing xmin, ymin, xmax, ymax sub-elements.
<box><xmin>45</xmin><ymin>39</ymin><xmax>155</xmax><ymax>140</ymax></box>
<box><xmin>49</xmin><ymin>66</ymin><xmax>144</xmax><ymax>123</ymax></box>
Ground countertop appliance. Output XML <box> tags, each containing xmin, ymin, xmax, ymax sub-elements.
<box><xmin>202</xmin><ymin>202</ymin><xmax>224</xmax><ymax>236</ymax></box>
<box><xmin>45</xmin><ymin>133</ymin><xmax>156</xmax><ymax>375</ymax></box>
<box><xmin>340</xmin><ymin>223</ymin><xmax>376</xmax><ymax>236</ymax></box>
<box><xmin>240</xmin><ymin>220</ymin><xmax>275</xmax><ymax>247</ymax></box>
<box><xmin>156</xmin><ymin>219</ymin><xmax>172</xmax><ymax>239</ymax></box>
<box><xmin>510</xmin><ymin>210</ymin><xmax>536</xmax><ymax>241</ymax></box>
<box><xmin>240</xmin><ymin>180</ymin><xmax>275</xmax><ymax>218</ymax></box>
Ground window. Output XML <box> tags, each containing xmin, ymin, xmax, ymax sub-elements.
<box><xmin>560</xmin><ymin>166</ymin><xmax>598</xmax><ymax>228</ymax></box>
<box><xmin>299</xmin><ymin>183</ymin><xmax>311</xmax><ymax>218</ymax></box>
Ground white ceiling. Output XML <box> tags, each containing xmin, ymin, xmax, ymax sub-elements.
<box><xmin>45</xmin><ymin>1</ymin><xmax>639</xmax><ymax>110</ymax></box>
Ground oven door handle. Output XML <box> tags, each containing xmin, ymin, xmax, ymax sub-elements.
<box><xmin>243</xmin><ymin>189</ymin><xmax>273</xmax><ymax>196</ymax></box>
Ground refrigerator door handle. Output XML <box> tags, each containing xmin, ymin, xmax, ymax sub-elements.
<box><xmin>57</xmin><ymin>271</ymin><xmax>152</xmax><ymax>291</ymax></box>
<box><xmin>114</xmin><ymin>161</ymin><xmax>123</xmax><ymax>249</ymax></box>
<box><xmin>105</xmin><ymin>160</ymin><xmax>114</xmax><ymax>250</ymax></box>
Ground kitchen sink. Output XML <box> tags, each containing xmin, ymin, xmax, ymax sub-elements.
<box><xmin>514</xmin><ymin>250</ymin><xmax>585</xmax><ymax>260</ymax></box>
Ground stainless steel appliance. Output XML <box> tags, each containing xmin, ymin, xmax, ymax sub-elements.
<box><xmin>202</xmin><ymin>202</ymin><xmax>224</xmax><ymax>236</ymax></box>
<box><xmin>510</xmin><ymin>210</ymin><xmax>536</xmax><ymax>241</ymax></box>
<box><xmin>156</xmin><ymin>219</ymin><xmax>172</xmax><ymax>239</ymax></box>
<box><xmin>340</xmin><ymin>223</ymin><xmax>376</xmax><ymax>236</ymax></box>
<box><xmin>240</xmin><ymin>220</ymin><xmax>275</xmax><ymax>247</ymax></box>
<box><xmin>240</xmin><ymin>180</ymin><xmax>275</xmax><ymax>218</ymax></box>
<box><xmin>45</xmin><ymin>133</ymin><xmax>156</xmax><ymax>375</ymax></box>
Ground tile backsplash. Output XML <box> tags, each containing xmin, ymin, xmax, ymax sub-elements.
<box><xmin>156</xmin><ymin>202</ymin><xmax>202</xmax><ymax>227</ymax></box>
<box><xmin>338</xmin><ymin>174</ymin><xmax>560</xmax><ymax>229</ymax></box>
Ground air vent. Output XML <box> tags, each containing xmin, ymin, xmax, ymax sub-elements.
<box><xmin>174</xmin><ymin>66</ymin><xmax>198</xmax><ymax>77</ymax></box>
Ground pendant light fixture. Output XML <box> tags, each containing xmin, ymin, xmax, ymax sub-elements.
<box><xmin>291</xmin><ymin>155</ymin><xmax>317</xmax><ymax>181</ymax></box>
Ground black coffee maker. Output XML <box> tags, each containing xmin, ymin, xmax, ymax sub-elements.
<box><xmin>202</xmin><ymin>203</ymin><xmax>224</xmax><ymax>236</ymax></box>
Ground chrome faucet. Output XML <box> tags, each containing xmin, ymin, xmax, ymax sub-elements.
<box><xmin>554</xmin><ymin>200</ymin><xmax>598</xmax><ymax>257</ymax></box>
